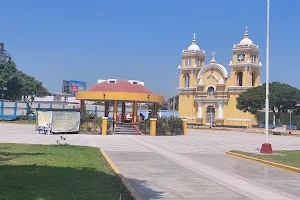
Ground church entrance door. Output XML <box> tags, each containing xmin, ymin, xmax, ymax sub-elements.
<box><xmin>206</xmin><ymin>105</ymin><xmax>215</xmax><ymax>126</ymax></box>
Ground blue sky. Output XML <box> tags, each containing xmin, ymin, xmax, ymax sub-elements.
<box><xmin>0</xmin><ymin>0</ymin><xmax>298</xmax><ymax>97</ymax></box>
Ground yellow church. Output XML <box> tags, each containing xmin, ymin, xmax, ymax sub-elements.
<box><xmin>178</xmin><ymin>27</ymin><xmax>262</xmax><ymax>127</ymax></box>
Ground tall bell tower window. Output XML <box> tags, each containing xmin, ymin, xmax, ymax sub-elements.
<box><xmin>184</xmin><ymin>75</ymin><xmax>190</xmax><ymax>87</ymax></box>
<box><xmin>252</xmin><ymin>72</ymin><xmax>255</xmax><ymax>86</ymax></box>
<box><xmin>237</xmin><ymin>72</ymin><xmax>243</xmax><ymax>86</ymax></box>
<box><xmin>185</xmin><ymin>58</ymin><xmax>192</xmax><ymax>66</ymax></box>
<box><xmin>251</xmin><ymin>54</ymin><xmax>257</xmax><ymax>62</ymax></box>
<box><xmin>198</xmin><ymin>59</ymin><xmax>203</xmax><ymax>66</ymax></box>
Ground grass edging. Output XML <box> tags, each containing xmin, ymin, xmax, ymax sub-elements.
<box><xmin>226</xmin><ymin>151</ymin><xmax>300</xmax><ymax>173</ymax></box>
<box><xmin>100</xmin><ymin>148</ymin><xmax>143</xmax><ymax>200</ymax></box>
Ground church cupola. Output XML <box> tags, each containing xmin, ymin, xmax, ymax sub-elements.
<box><xmin>181</xmin><ymin>33</ymin><xmax>206</xmax><ymax>68</ymax></box>
<box><xmin>188</xmin><ymin>33</ymin><xmax>201</xmax><ymax>51</ymax></box>
<box><xmin>239</xmin><ymin>27</ymin><xmax>254</xmax><ymax>46</ymax></box>
<box><xmin>227</xmin><ymin>27</ymin><xmax>262</xmax><ymax>88</ymax></box>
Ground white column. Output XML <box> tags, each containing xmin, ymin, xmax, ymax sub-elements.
<box><xmin>198</xmin><ymin>102</ymin><xmax>202</xmax><ymax>118</ymax></box>
<box><xmin>218</xmin><ymin>102</ymin><xmax>223</xmax><ymax>119</ymax></box>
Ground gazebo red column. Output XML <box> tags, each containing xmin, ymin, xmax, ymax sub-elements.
<box><xmin>104</xmin><ymin>102</ymin><xmax>109</xmax><ymax>117</ymax></box>
<box><xmin>113</xmin><ymin>100</ymin><xmax>118</xmax><ymax>122</ymax></box>
<box><xmin>80</xmin><ymin>100</ymin><xmax>85</xmax><ymax>113</ymax></box>
<box><xmin>153</xmin><ymin>103</ymin><xmax>158</xmax><ymax>117</ymax></box>
<box><xmin>121</xmin><ymin>102</ymin><xmax>126</xmax><ymax>122</ymax></box>
<box><xmin>133</xmin><ymin>101</ymin><xmax>137</xmax><ymax>123</ymax></box>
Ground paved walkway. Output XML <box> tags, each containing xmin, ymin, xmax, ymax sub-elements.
<box><xmin>1</xmin><ymin>124</ymin><xmax>300</xmax><ymax>199</ymax></box>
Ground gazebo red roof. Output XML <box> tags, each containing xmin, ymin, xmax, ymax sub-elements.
<box><xmin>87</xmin><ymin>80</ymin><xmax>154</xmax><ymax>94</ymax></box>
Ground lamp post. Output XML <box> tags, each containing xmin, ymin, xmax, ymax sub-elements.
<box><xmin>288</xmin><ymin>110</ymin><xmax>293</xmax><ymax>134</ymax></box>
<box><xmin>0</xmin><ymin>43</ymin><xmax>9</xmax><ymax>64</ymax></box>
<box><xmin>260</xmin><ymin>0</ymin><xmax>273</xmax><ymax>154</ymax></box>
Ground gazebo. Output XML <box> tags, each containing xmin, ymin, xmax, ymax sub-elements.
<box><xmin>76</xmin><ymin>79</ymin><xmax>164</xmax><ymax>123</ymax></box>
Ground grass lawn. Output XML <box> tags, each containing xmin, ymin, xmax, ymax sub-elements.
<box><xmin>0</xmin><ymin>120</ymin><xmax>35</xmax><ymax>124</ymax></box>
<box><xmin>232</xmin><ymin>150</ymin><xmax>300</xmax><ymax>168</ymax></box>
<box><xmin>0</xmin><ymin>143</ymin><xmax>134</xmax><ymax>200</ymax></box>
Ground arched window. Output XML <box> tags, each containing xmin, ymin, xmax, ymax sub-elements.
<box><xmin>185</xmin><ymin>58</ymin><xmax>192</xmax><ymax>66</ymax></box>
<box><xmin>184</xmin><ymin>75</ymin><xmax>190</xmax><ymax>88</ymax></box>
<box><xmin>198</xmin><ymin>59</ymin><xmax>203</xmax><ymax>66</ymax></box>
<box><xmin>252</xmin><ymin>72</ymin><xmax>255</xmax><ymax>86</ymax></box>
<box><xmin>207</xmin><ymin>86</ymin><xmax>215</xmax><ymax>96</ymax></box>
<box><xmin>237</xmin><ymin>72</ymin><xmax>243</xmax><ymax>86</ymax></box>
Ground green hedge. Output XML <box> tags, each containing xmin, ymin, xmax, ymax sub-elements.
<box><xmin>255</xmin><ymin>111</ymin><xmax>300</xmax><ymax>125</ymax></box>
<box><xmin>138</xmin><ymin>116</ymin><xmax>183</xmax><ymax>136</ymax></box>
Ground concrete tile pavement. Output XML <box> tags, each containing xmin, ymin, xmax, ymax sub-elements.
<box><xmin>1</xmin><ymin>123</ymin><xmax>300</xmax><ymax>199</ymax></box>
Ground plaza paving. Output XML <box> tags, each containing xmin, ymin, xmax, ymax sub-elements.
<box><xmin>1</xmin><ymin>123</ymin><xmax>300</xmax><ymax>199</ymax></box>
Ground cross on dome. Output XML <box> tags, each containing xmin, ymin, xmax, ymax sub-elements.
<box><xmin>212</xmin><ymin>51</ymin><xmax>216</xmax><ymax>59</ymax></box>
<box><xmin>188</xmin><ymin>33</ymin><xmax>200</xmax><ymax>51</ymax></box>
<box><xmin>210</xmin><ymin>51</ymin><xmax>217</xmax><ymax>63</ymax></box>
<box><xmin>244</xmin><ymin>26</ymin><xmax>249</xmax><ymax>38</ymax></box>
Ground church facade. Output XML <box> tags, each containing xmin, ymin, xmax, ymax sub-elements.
<box><xmin>178</xmin><ymin>28</ymin><xmax>262</xmax><ymax>127</ymax></box>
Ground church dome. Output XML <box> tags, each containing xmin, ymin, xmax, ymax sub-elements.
<box><xmin>238</xmin><ymin>27</ymin><xmax>254</xmax><ymax>46</ymax></box>
<box><xmin>239</xmin><ymin>38</ymin><xmax>253</xmax><ymax>46</ymax></box>
<box><xmin>187</xmin><ymin>33</ymin><xmax>200</xmax><ymax>51</ymax></box>
<box><xmin>188</xmin><ymin>44</ymin><xmax>200</xmax><ymax>51</ymax></box>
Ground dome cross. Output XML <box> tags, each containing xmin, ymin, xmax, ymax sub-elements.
<box><xmin>212</xmin><ymin>51</ymin><xmax>216</xmax><ymax>59</ymax></box>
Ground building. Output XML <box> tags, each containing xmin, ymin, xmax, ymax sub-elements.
<box><xmin>178</xmin><ymin>27</ymin><xmax>262</xmax><ymax>127</ymax></box>
<box><xmin>34</xmin><ymin>93</ymin><xmax>79</xmax><ymax>104</ymax></box>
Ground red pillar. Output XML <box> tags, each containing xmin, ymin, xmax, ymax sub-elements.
<box><xmin>80</xmin><ymin>100</ymin><xmax>85</xmax><ymax>113</ymax></box>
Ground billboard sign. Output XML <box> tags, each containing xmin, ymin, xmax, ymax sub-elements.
<box><xmin>62</xmin><ymin>80</ymin><xmax>86</xmax><ymax>94</ymax></box>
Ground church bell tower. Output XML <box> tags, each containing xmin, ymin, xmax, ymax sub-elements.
<box><xmin>228</xmin><ymin>27</ymin><xmax>262</xmax><ymax>88</ymax></box>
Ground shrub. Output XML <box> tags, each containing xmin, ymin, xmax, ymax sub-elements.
<box><xmin>167</xmin><ymin>116</ymin><xmax>182</xmax><ymax>135</ymax></box>
<box><xmin>156</xmin><ymin>116</ymin><xmax>183</xmax><ymax>136</ymax></box>
<box><xmin>87</xmin><ymin>126</ymin><xmax>92</xmax><ymax>132</ymax></box>
<box><xmin>16</xmin><ymin>115</ymin><xmax>28</xmax><ymax>120</ymax></box>
<box><xmin>138</xmin><ymin>119</ymin><xmax>150</xmax><ymax>135</ymax></box>
<box><xmin>256</xmin><ymin>111</ymin><xmax>300</xmax><ymax>125</ymax></box>
<box><xmin>80</xmin><ymin>111</ymin><xmax>96</xmax><ymax>123</ymax></box>
<box><xmin>156</xmin><ymin>117</ymin><xmax>168</xmax><ymax>136</ymax></box>
<box><xmin>136</xmin><ymin>116</ymin><xmax>183</xmax><ymax>136</ymax></box>
<box><xmin>296</xmin><ymin>122</ymin><xmax>300</xmax><ymax>130</ymax></box>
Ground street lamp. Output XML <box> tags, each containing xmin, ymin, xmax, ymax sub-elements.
<box><xmin>0</xmin><ymin>43</ymin><xmax>9</xmax><ymax>64</ymax></box>
<box><xmin>287</xmin><ymin>110</ymin><xmax>293</xmax><ymax>134</ymax></box>
<box><xmin>260</xmin><ymin>0</ymin><xmax>273</xmax><ymax>154</ymax></box>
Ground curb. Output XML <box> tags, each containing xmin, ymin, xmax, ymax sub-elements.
<box><xmin>100</xmin><ymin>149</ymin><xmax>143</xmax><ymax>200</ymax></box>
<box><xmin>187</xmin><ymin>127</ymin><xmax>231</xmax><ymax>131</ymax></box>
<box><xmin>226</xmin><ymin>151</ymin><xmax>300</xmax><ymax>173</ymax></box>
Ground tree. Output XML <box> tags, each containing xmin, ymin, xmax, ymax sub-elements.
<box><xmin>0</xmin><ymin>58</ymin><xmax>23</xmax><ymax>100</ymax></box>
<box><xmin>168</xmin><ymin>95</ymin><xmax>179</xmax><ymax>111</ymax></box>
<box><xmin>0</xmin><ymin>57</ymin><xmax>50</xmax><ymax>117</ymax></box>
<box><xmin>237</xmin><ymin>82</ymin><xmax>300</xmax><ymax>124</ymax></box>
<box><xmin>20</xmin><ymin>73</ymin><xmax>50</xmax><ymax>117</ymax></box>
